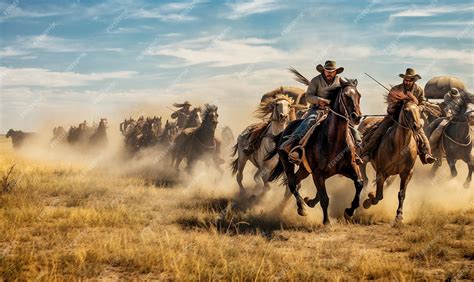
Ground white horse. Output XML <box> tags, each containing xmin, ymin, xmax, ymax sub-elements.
<box><xmin>231</xmin><ymin>94</ymin><xmax>294</xmax><ymax>195</ymax></box>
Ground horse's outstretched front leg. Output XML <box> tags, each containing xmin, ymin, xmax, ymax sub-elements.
<box><xmin>344</xmin><ymin>168</ymin><xmax>364</xmax><ymax>219</ymax></box>
<box><xmin>396</xmin><ymin>170</ymin><xmax>413</xmax><ymax>222</ymax></box>
<box><xmin>447</xmin><ymin>157</ymin><xmax>458</xmax><ymax>178</ymax></box>
<box><xmin>364</xmin><ymin>173</ymin><xmax>386</xmax><ymax>209</ymax></box>
<box><xmin>311</xmin><ymin>174</ymin><xmax>330</xmax><ymax>225</ymax></box>
<box><xmin>236</xmin><ymin>154</ymin><xmax>249</xmax><ymax>195</ymax></box>
<box><xmin>464</xmin><ymin>156</ymin><xmax>472</xmax><ymax>189</ymax></box>
<box><xmin>281</xmin><ymin>158</ymin><xmax>306</xmax><ymax>216</ymax></box>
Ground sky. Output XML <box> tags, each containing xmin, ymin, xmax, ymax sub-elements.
<box><xmin>0</xmin><ymin>0</ymin><xmax>473</xmax><ymax>132</ymax></box>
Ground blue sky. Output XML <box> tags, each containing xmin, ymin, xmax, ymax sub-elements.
<box><xmin>0</xmin><ymin>0</ymin><xmax>473</xmax><ymax>132</ymax></box>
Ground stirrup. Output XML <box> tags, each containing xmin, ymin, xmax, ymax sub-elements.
<box><xmin>288</xmin><ymin>145</ymin><xmax>303</xmax><ymax>165</ymax></box>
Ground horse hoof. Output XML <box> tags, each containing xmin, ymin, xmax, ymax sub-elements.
<box><xmin>344</xmin><ymin>209</ymin><xmax>353</xmax><ymax>220</ymax></box>
<box><xmin>323</xmin><ymin>219</ymin><xmax>331</xmax><ymax>225</ymax></box>
<box><xmin>297</xmin><ymin>207</ymin><xmax>307</xmax><ymax>217</ymax></box>
<box><xmin>464</xmin><ymin>181</ymin><xmax>470</xmax><ymax>189</ymax></box>
<box><xmin>363</xmin><ymin>199</ymin><xmax>372</xmax><ymax>209</ymax></box>
<box><xmin>368</xmin><ymin>192</ymin><xmax>376</xmax><ymax>199</ymax></box>
<box><xmin>304</xmin><ymin>197</ymin><xmax>318</xmax><ymax>208</ymax></box>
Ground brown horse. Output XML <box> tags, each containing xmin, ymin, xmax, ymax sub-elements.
<box><xmin>361</xmin><ymin>100</ymin><xmax>422</xmax><ymax>222</ymax></box>
<box><xmin>268</xmin><ymin>79</ymin><xmax>363</xmax><ymax>225</ymax></box>
<box><xmin>89</xmin><ymin>118</ymin><xmax>108</xmax><ymax>147</ymax></box>
<box><xmin>427</xmin><ymin>102</ymin><xmax>474</xmax><ymax>188</ymax></box>
<box><xmin>171</xmin><ymin>104</ymin><xmax>223</xmax><ymax>174</ymax></box>
<box><xmin>5</xmin><ymin>129</ymin><xmax>36</xmax><ymax>148</ymax></box>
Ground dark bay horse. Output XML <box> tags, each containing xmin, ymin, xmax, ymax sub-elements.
<box><xmin>89</xmin><ymin>118</ymin><xmax>108</xmax><ymax>147</ymax></box>
<box><xmin>171</xmin><ymin>104</ymin><xmax>223</xmax><ymax>174</ymax></box>
<box><xmin>268</xmin><ymin>79</ymin><xmax>363</xmax><ymax>225</ymax></box>
<box><xmin>362</xmin><ymin>100</ymin><xmax>422</xmax><ymax>222</ymax></box>
<box><xmin>5</xmin><ymin>129</ymin><xmax>36</xmax><ymax>148</ymax></box>
<box><xmin>428</xmin><ymin>102</ymin><xmax>474</xmax><ymax>188</ymax></box>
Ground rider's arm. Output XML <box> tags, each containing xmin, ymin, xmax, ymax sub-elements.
<box><xmin>306</xmin><ymin>77</ymin><xmax>327</xmax><ymax>106</ymax></box>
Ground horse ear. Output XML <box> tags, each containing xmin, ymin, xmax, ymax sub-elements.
<box><xmin>353</xmin><ymin>79</ymin><xmax>358</xmax><ymax>86</ymax></box>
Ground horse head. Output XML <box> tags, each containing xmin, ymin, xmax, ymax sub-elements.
<box><xmin>272</xmin><ymin>95</ymin><xmax>293</xmax><ymax>125</ymax></box>
<box><xmin>6</xmin><ymin>129</ymin><xmax>14</xmax><ymax>138</ymax></box>
<box><xmin>400</xmin><ymin>101</ymin><xmax>423</xmax><ymax>132</ymax></box>
<box><xmin>202</xmin><ymin>104</ymin><xmax>219</xmax><ymax>129</ymax></box>
<box><xmin>332</xmin><ymin>78</ymin><xmax>362</xmax><ymax>125</ymax></box>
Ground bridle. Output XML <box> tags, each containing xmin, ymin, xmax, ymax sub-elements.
<box><xmin>328</xmin><ymin>85</ymin><xmax>359</xmax><ymax>129</ymax></box>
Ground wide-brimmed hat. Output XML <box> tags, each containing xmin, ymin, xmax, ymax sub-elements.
<box><xmin>399</xmin><ymin>68</ymin><xmax>421</xmax><ymax>80</ymax></box>
<box><xmin>173</xmin><ymin>101</ymin><xmax>192</xmax><ymax>108</ymax></box>
<box><xmin>316</xmin><ymin>60</ymin><xmax>344</xmax><ymax>74</ymax></box>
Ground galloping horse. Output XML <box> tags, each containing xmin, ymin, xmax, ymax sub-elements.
<box><xmin>231</xmin><ymin>94</ymin><xmax>293</xmax><ymax>195</ymax></box>
<box><xmin>427</xmin><ymin>102</ymin><xmax>474</xmax><ymax>188</ymax></box>
<box><xmin>362</xmin><ymin>98</ymin><xmax>422</xmax><ymax>222</ymax></box>
<box><xmin>89</xmin><ymin>118</ymin><xmax>108</xmax><ymax>147</ymax></box>
<box><xmin>171</xmin><ymin>104</ymin><xmax>223</xmax><ymax>174</ymax></box>
<box><xmin>268</xmin><ymin>78</ymin><xmax>363</xmax><ymax>225</ymax></box>
<box><xmin>5</xmin><ymin>129</ymin><xmax>36</xmax><ymax>148</ymax></box>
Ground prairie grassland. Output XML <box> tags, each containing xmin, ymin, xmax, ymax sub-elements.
<box><xmin>0</xmin><ymin>136</ymin><xmax>473</xmax><ymax>281</ymax></box>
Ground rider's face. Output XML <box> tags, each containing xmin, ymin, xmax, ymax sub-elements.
<box><xmin>403</xmin><ymin>78</ymin><xmax>414</xmax><ymax>89</ymax></box>
<box><xmin>323</xmin><ymin>69</ymin><xmax>336</xmax><ymax>81</ymax></box>
<box><xmin>184</xmin><ymin>105</ymin><xmax>190</xmax><ymax>111</ymax></box>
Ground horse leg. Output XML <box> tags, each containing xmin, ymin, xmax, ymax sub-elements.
<box><xmin>447</xmin><ymin>157</ymin><xmax>458</xmax><ymax>178</ymax></box>
<box><xmin>360</xmin><ymin>162</ymin><xmax>369</xmax><ymax>188</ymax></box>
<box><xmin>282</xmin><ymin>160</ymin><xmax>306</xmax><ymax>216</ymax></box>
<box><xmin>344</xmin><ymin>171</ymin><xmax>364</xmax><ymax>219</ymax></box>
<box><xmin>311</xmin><ymin>174</ymin><xmax>330</xmax><ymax>225</ymax></box>
<box><xmin>396</xmin><ymin>170</ymin><xmax>413</xmax><ymax>222</ymax></box>
<box><xmin>430</xmin><ymin>162</ymin><xmax>440</xmax><ymax>177</ymax></box>
<box><xmin>363</xmin><ymin>173</ymin><xmax>386</xmax><ymax>209</ymax></box>
<box><xmin>463</xmin><ymin>156</ymin><xmax>472</xmax><ymax>189</ymax></box>
<box><xmin>253</xmin><ymin>168</ymin><xmax>264</xmax><ymax>188</ymax></box>
<box><xmin>236</xmin><ymin>155</ymin><xmax>249</xmax><ymax>195</ymax></box>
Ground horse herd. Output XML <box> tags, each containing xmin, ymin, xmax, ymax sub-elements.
<box><xmin>230</xmin><ymin>69</ymin><xmax>473</xmax><ymax>225</ymax></box>
<box><xmin>3</xmin><ymin>68</ymin><xmax>474</xmax><ymax>225</ymax></box>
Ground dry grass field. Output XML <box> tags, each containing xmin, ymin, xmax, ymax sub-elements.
<box><xmin>0</xmin><ymin>136</ymin><xmax>473</xmax><ymax>280</ymax></box>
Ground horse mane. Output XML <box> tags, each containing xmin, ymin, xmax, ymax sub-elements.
<box><xmin>324</xmin><ymin>79</ymin><xmax>358</xmax><ymax>106</ymax></box>
<box><xmin>385</xmin><ymin>89</ymin><xmax>419</xmax><ymax>116</ymax></box>
<box><xmin>254</xmin><ymin>94</ymin><xmax>294</xmax><ymax>120</ymax></box>
<box><xmin>288</xmin><ymin>67</ymin><xmax>309</xmax><ymax>86</ymax></box>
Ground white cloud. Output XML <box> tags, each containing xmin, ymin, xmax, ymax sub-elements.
<box><xmin>151</xmin><ymin>37</ymin><xmax>287</xmax><ymax>67</ymax></box>
<box><xmin>389</xmin><ymin>47</ymin><xmax>474</xmax><ymax>64</ymax></box>
<box><xmin>390</xmin><ymin>4</ymin><xmax>474</xmax><ymax>18</ymax></box>
<box><xmin>0</xmin><ymin>47</ymin><xmax>28</xmax><ymax>58</ymax></box>
<box><xmin>226</xmin><ymin>0</ymin><xmax>283</xmax><ymax>19</ymax></box>
<box><xmin>0</xmin><ymin>67</ymin><xmax>137</xmax><ymax>87</ymax></box>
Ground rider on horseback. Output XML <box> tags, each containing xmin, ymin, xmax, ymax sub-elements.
<box><xmin>279</xmin><ymin>60</ymin><xmax>363</xmax><ymax>165</ymax></box>
<box><xmin>429</xmin><ymin>87</ymin><xmax>467</xmax><ymax>163</ymax></box>
<box><xmin>361</xmin><ymin>68</ymin><xmax>436</xmax><ymax>164</ymax></box>
<box><xmin>171</xmin><ymin>101</ymin><xmax>192</xmax><ymax>129</ymax></box>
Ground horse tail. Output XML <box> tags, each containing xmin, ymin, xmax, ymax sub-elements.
<box><xmin>230</xmin><ymin>157</ymin><xmax>239</xmax><ymax>176</ymax></box>
<box><xmin>288</xmin><ymin>67</ymin><xmax>309</xmax><ymax>86</ymax></box>
<box><xmin>268</xmin><ymin>158</ymin><xmax>284</xmax><ymax>182</ymax></box>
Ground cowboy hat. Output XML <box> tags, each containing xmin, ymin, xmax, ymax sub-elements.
<box><xmin>173</xmin><ymin>101</ymin><xmax>192</xmax><ymax>108</ymax></box>
<box><xmin>399</xmin><ymin>68</ymin><xmax>421</xmax><ymax>80</ymax></box>
<box><xmin>316</xmin><ymin>60</ymin><xmax>344</xmax><ymax>74</ymax></box>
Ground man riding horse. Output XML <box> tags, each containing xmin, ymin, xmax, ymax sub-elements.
<box><xmin>429</xmin><ymin>87</ymin><xmax>468</xmax><ymax>163</ymax></box>
<box><xmin>171</xmin><ymin>101</ymin><xmax>192</xmax><ymax>129</ymax></box>
<box><xmin>361</xmin><ymin>68</ymin><xmax>436</xmax><ymax>164</ymax></box>
<box><xmin>279</xmin><ymin>60</ymin><xmax>363</xmax><ymax>165</ymax></box>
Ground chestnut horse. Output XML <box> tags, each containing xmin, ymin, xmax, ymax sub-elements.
<box><xmin>268</xmin><ymin>79</ymin><xmax>363</xmax><ymax>225</ymax></box>
<box><xmin>362</xmin><ymin>100</ymin><xmax>422</xmax><ymax>222</ymax></box>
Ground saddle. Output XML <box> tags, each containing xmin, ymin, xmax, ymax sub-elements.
<box><xmin>245</xmin><ymin>121</ymin><xmax>271</xmax><ymax>150</ymax></box>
